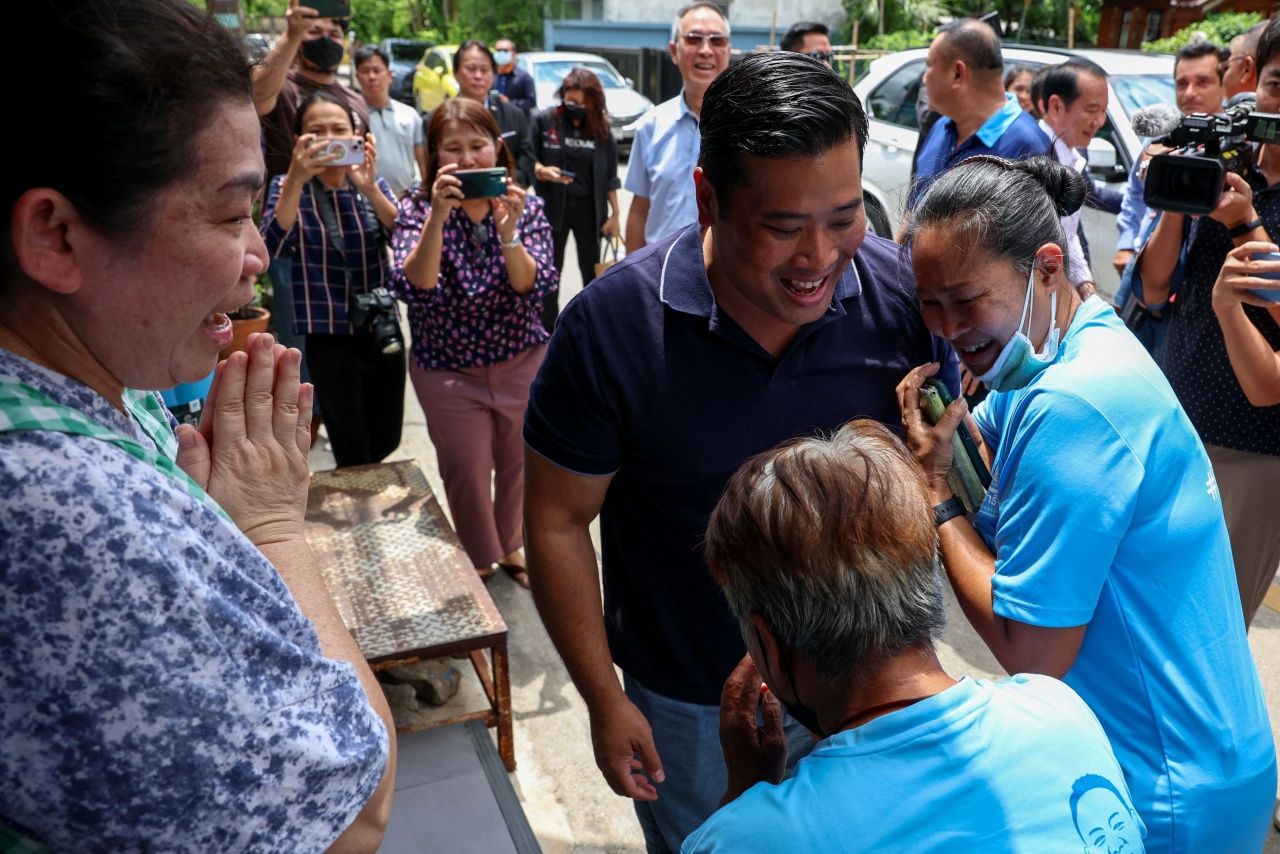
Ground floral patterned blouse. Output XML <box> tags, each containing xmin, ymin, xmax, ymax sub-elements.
<box><xmin>389</xmin><ymin>192</ymin><xmax>559</xmax><ymax>371</ymax></box>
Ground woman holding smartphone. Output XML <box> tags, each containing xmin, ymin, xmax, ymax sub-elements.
<box><xmin>529</xmin><ymin>67</ymin><xmax>622</xmax><ymax>330</ymax></box>
<box><xmin>391</xmin><ymin>98</ymin><xmax>558</xmax><ymax>587</ymax></box>
<box><xmin>260</xmin><ymin>90</ymin><xmax>406</xmax><ymax>468</ymax></box>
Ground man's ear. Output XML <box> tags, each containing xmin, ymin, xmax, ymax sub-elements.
<box><xmin>1046</xmin><ymin>93</ymin><xmax>1064</xmax><ymax>119</ymax></box>
<box><xmin>694</xmin><ymin>167</ymin><xmax>718</xmax><ymax>227</ymax></box>
<box><xmin>9</xmin><ymin>189</ymin><xmax>88</xmax><ymax>296</ymax></box>
<box><xmin>668</xmin><ymin>39</ymin><xmax>679</xmax><ymax>65</ymax></box>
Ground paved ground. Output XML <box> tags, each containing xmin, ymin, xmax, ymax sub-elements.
<box><xmin>308</xmin><ymin>172</ymin><xmax>1280</xmax><ymax>852</ymax></box>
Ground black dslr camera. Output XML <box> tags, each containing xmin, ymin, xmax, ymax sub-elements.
<box><xmin>1145</xmin><ymin>102</ymin><xmax>1280</xmax><ymax>214</ymax></box>
<box><xmin>349</xmin><ymin>287</ymin><xmax>404</xmax><ymax>355</ymax></box>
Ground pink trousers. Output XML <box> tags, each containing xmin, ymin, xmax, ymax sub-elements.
<box><xmin>410</xmin><ymin>344</ymin><xmax>546</xmax><ymax>567</ymax></box>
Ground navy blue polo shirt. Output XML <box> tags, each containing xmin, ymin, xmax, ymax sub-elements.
<box><xmin>908</xmin><ymin>94</ymin><xmax>1049</xmax><ymax>210</ymax></box>
<box><xmin>524</xmin><ymin>225</ymin><xmax>958</xmax><ymax>705</ymax></box>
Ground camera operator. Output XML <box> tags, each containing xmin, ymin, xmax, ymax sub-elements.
<box><xmin>1114</xmin><ymin>41</ymin><xmax>1229</xmax><ymax>277</ymax></box>
<box><xmin>260</xmin><ymin>90</ymin><xmax>407</xmax><ymax>468</ymax></box>
<box><xmin>1130</xmin><ymin>20</ymin><xmax>1280</xmax><ymax>630</ymax></box>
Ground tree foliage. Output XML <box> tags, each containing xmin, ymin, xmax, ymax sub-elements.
<box><xmin>1142</xmin><ymin>11</ymin><xmax>1264</xmax><ymax>54</ymax></box>
<box><xmin>202</xmin><ymin>0</ymin><xmax>546</xmax><ymax>47</ymax></box>
<box><xmin>841</xmin><ymin>0</ymin><xmax>1105</xmax><ymax>47</ymax></box>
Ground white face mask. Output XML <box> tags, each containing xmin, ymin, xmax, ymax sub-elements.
<box><xmin>973</xmin><ymin>265</ymin><xmax>1061</xmax><ymax>392</ymax></box>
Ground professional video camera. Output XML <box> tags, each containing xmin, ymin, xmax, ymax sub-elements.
<box><xmin>349</xmin><ymin>287</ymin><xmax>405</xmax><ymax>355</ymax></box>
<box><xmin>1137</xmin><ymin>98</ymin><xmax>1280</xmax><ymax>215</ymax></box>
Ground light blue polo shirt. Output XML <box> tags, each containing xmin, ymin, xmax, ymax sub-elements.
<box><xmin>972</xmin><ymin>296</ymin><xmax>1276</xmax><ymax>853</ymax></box>
<box><xmin>683</xmin><ymin>674</ymin><xmax>1141</xmax><ymax>853</ymax></box>
<box><xmin>623</xmin><ymin>92</ymin><xmax>701</xmax><ymax>245</ymax></box>
<box><xmin>908</xmin><ymin>93</ymin><xmax>1048</xmax><ymax>209</ymax></box>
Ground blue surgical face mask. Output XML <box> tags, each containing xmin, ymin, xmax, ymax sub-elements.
<box><xmin>974</xmin><ymin>265</ymin><xmax>1061</xmax><ymax>392</ymax></box>
<box><xmin>494</xmin><ymin>50</ymin><xmax>513</xmax><ymax>65</ymax></box>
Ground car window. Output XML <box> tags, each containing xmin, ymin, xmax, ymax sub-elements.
<box><xmin>532</xmin><ymin>60</ymin><xmax>627</xmax><ymax>89</ymax></box>
<box><xmin>426</xmin><ymin>52</ymin><xmax>445</xmax><ymax>73</ymax></box>
<box><xmin>868</xmin><ymin>60</ymin><xmax>925</xmax><ymax>129</ymax></box>
<box><xmin>390</xmin><ymin>42</ymin><xmax>429</xmax><ymax>62</ymax></box>
<box><xmin>1110</xmin><ymin>74</ymin><xmax>1177</xmax><ymax>120</ymax></box>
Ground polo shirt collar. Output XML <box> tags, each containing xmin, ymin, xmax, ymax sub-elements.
<box><xmin>658</xmin><ymin>224</ymin><xmax>863</xmax><ymax>320</ymax></box>
<box><xmin>975</xmin><ymin>93</ymin><xmax>1024</xmax><ymax>148</ymax></box>
<box><xmin>1038</xmin><ymin>119</ymin><xmax>1086</xmax><ymax>172</ymax></box>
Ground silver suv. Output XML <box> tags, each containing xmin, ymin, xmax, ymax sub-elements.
<box><xmin>853</xmin><ymin>46</ymin><xmax>1175</xmax><ymax>298</ymax></box>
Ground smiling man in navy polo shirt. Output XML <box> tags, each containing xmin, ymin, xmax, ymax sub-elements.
<box><xmin>523</xmin><ymin>52</ymin><xmax>957</xmax><ymax>853</ymax></box>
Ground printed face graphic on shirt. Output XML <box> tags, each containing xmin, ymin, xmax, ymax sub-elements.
<box><xmin>1070</xmin><ymin>776</ymin><xmax>1142</xmax><ymax>854</ymax></box>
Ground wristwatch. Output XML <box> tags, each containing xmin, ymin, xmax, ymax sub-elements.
<box><xmin>932</xmin><ymin>496</ymin><xmax>966</xmax><ymax>528</ymax></box>
<box><xmin>1228</xmin><ymin>218</ymin><xmax>1263</xmax><ymax>238</ymax></box>
<box><xmin>500</xmin><ymin>234</ymin><xmax>522</xmax><ymax>249</ymax></box>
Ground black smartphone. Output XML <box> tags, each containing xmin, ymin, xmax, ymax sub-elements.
<box><xmin>307</xmin><ymin>0</ymin><xmax>351</xmax><ymax>19</ymax></box>
<box><xmin>558</xmin><ymin>169</ymin><xmax>576</xmax><ymax>179</ymax></box>
<box><xmin>924</xmin><ymin>378</ymin><xmax>991</xmax><ymax>489</ymax></box>
<box><xmin>455</xmin><ymin>167</ymin><xmax>508</xmax><ymax>199</ymax></box>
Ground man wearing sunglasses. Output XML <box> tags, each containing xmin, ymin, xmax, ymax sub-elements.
<box><xmin>780</xmin><ymin>20</ymin><xmax>833</xmax><ymax>68</ymax></box>
<box><xmin>624</xmin><ymin>2</ymin><xmax>731</xmax><ymax>253</ymax></box>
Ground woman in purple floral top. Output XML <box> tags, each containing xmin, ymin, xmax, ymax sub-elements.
<box><xmin>390</xmin><ymin>98</ymin><xmax>558</xmax><ymax>586</ymax></box>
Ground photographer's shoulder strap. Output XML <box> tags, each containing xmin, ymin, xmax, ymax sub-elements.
<box><xmin>309</xmin><ymin>177</ymin><xmax>347</xmax><ymax>258</ymax></box>
<box><xmin>310</xmin><ymin>177</ymin><xmax>388</xmax><ymax>256</ymax></box>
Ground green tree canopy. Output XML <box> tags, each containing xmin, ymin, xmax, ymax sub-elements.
<box><xmin>1142</xmin><ymin>11</ymin><xmax>1264</xmax><ymax>54</ymax></box>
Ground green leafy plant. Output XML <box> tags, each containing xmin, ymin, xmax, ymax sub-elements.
<box><xmin>1143</xmin><ymin>11</ymin><xmax>1264</xmax><ymax>54</ymax></box>
<box><xmin>230</xmin><ymin>274</ymin><xmax>273</xmax><ymax>320</ymax></box>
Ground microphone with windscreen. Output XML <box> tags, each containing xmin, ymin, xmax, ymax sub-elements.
<box><xmin>1130</xmin><ymin>103</ymin><xmax>1182</xmax><ymax>139</ymax></box>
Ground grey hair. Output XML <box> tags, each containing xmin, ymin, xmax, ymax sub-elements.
<box><xmin>904</xmin><ymin>155</ymin><xmax>1086</xmax><ymax>278</ymax></box>
<box><xmin>670</xmin><ymin>2</ymin><xmax>730</xmax><ymax>42</ymax></box>
<box><xmin>705</xmin><ymin>420</ymin><xmax>945</xmax><ymax>681</ymax></box>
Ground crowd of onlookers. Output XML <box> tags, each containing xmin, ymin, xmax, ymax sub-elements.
<box><xmin>2</xmin><ymin>0</ymin><xmax>1279</xmax><ymax>851</ymax></box>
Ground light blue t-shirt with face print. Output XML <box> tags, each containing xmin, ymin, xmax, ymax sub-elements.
<box><xmin>683</xmin><ymin>674</ymin><xmax>1141</xmax><ymax>853</ymax></box>
<box><xmin>970</xmin><ymin>296</ymin><xmax>1276</xmax><ymax>853</ymax></box>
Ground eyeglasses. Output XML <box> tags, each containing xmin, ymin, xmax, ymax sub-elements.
<box><xmin>681</xmin><ymin>31</ymin><xmax>730</xmax><ymax>49</ymax></box>
<box><xmin>1219</xmin><ymin>56</ymin><xmax>1247</xmax><ymax>76</ymax></box>
<box><xmin>803</xmin><ymin>49</ymin><xmax>834</xmax><ymax>64</ymax></box>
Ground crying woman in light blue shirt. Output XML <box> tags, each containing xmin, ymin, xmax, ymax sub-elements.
<box><xmin>898</xmin><ymin>153</ymin><xmax>1275</xmax><ymax>853</ymax></box>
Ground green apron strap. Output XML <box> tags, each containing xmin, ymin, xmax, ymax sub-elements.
<box><xmin>0</xmin><ymin>380</ymin><xmax>229</xmax><ymax>521</ymax></box>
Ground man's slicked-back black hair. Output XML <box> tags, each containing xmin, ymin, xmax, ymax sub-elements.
<box><xmin>781</xmin><ymin>21</ymin><xmax>830</xmax><ymax>52</ymax></box>
<box><xmin>1041</xmin><ymin>58</ymin><xmax>1107</xmax><ymax>111</ymax></box>
<box><xmin>1256</xmin><ymin>17</ymin><xmax>1280</xmax><ymax>74</ymax></box>
<box><xmin>699</xmin><ymin>52</ymin><xmax>869</xmax><ymax>209</ymax></box>
<box><xmin>1176</xmin><ymin>40</ymin><xmax>1230</xmax><ymax>81</ymax></box>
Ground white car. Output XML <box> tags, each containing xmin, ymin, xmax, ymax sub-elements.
<box><xmin>516</xmin><ymin>51</ymin><xmax>655</xmax><ymax>151</ymax></box>
<box><xmin>853</xmin><ymin>46</ymin><xmax>1175</xmax><ymax>298</ymax></box>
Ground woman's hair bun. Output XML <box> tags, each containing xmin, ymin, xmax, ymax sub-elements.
<box><xmin>1015</xmin><ymin>155</ymin><xmax>1089</xmax><ymax>218</ymax></box>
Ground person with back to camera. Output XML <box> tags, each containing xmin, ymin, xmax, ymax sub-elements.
<box><xmin>390</xmin><ymin>98</ymin><xmax>558</xmax><ymax>588</ymax></box>
<box><xmin>896</xmin><ymin>153</ymin><xmax>1275</xmax><ymax>852</ymax></box>
<box><xmin>530</xmin><ymin>67</ymin><xmax>622</xmax><ymax>330</ymax></box>
<box><xmin>683</xmin><ymin>420</ymin><xmax>1139</xmax><ymax>853</ymax></box>
<box><xmin>0</xmin><ymin>0</ymin><xmax>395</xmax><ymax>849</ymax></box>
<box><xmin>259</xmin><ymin>90</ymin><xmax>407</xmax><ymax>469</ymax></box>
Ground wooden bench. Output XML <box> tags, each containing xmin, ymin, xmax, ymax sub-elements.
<box><xmin>304</xmin><ymin>460</ymin><xmax>515</xmax><ymax>771</ymax></box>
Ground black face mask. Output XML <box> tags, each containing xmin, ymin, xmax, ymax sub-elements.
<box><xmin>755</xmin><ymin>627</ymin><xmax>825</xmax><ymax>738</ymax></box>
<box><xmin>301</xmin><ymin>37</ymin><xmax>344</xmax><ymax>73</ymax></box>
<box><xmin>563</xmin><ymin>103</ymin><xmax>587</xmax><ymax>119</ymax></box>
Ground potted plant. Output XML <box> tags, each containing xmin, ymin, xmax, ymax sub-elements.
<box><xmin>220</xmin><ymin>272</ymin><xmax>272</xmax><ymax>360</ymax></box>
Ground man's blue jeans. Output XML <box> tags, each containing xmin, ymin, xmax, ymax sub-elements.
<box><xmin>623</xmin><ymin>673</ymin><xmax>814</xmax><ymax>854</ymax></box>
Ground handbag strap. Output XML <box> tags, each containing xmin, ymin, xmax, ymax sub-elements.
<box><xmin>598</xmin><ymin>235</ymin><xmax>621</xmax><ymax>261</ymax></box>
